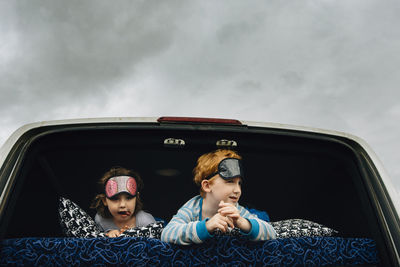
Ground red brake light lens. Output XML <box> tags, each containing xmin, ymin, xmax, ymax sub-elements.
<box><xmin>157</xmin><ymin>117</ymin><xmax>242</xmax><ymax>125</ymax></box>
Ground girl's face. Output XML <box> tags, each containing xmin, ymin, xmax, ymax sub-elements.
<box><xmin>102</xmin><ymin>193</ymin><xmax>136</xmax><ymax>223</ymax></box>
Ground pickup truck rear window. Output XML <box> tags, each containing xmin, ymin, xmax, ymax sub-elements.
<box><xmin>2</xmin><ymin>127</ymin><xmax>374</xmax><ymax>240</ymax></box>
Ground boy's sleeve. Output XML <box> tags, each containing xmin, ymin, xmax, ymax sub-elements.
<box><xmin>239</xmin><ymin>207</ymin><xmax>277</xmax><ymax>240</ymax></box>
<box><xmin>161</xmin><ymin>206</ymin><xmax>212</xmax><ymax>245</ymax></box>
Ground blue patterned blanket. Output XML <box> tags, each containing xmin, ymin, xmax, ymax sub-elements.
<box><xmin>0</xmin><ymin>236</ymin><xmax>378</xmax><ymax>266</ymax></box>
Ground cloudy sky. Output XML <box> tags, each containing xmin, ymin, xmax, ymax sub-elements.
<box><xmin>1</xmin><ymin>1</ymin><xmax>399</xmax><ymax>190</ymax></box>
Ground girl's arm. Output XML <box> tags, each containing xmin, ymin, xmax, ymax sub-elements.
<box><xmin>137</xmin><ymin>210</ymin><xmax>156</xmax><ymax>227</ymax></box>
<box><xmin>106</xmin><ymin>229</ymin><xmax>122</xmax><ymax>237</ymax></box>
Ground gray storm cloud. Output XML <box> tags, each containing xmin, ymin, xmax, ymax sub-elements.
<box><xmin>1</xmin><ymin>0</ymin><xmax>400</xmax><ymax>190</ymax></box>
<box><xmin>0</xmin><ymin>0</ymin><xmax>183</xmax><ymax>120</ymax></box>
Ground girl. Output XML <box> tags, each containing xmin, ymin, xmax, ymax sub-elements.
<box><xmin>91</xmin><ymin>166</ymin><xmax>156</xmax><ymax>237</ymax></box>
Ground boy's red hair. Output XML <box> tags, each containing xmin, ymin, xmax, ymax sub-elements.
<box><xmin>193</xmin><ymin>149</ymin><xmax>241</xmax><ymax>196</ymax></box>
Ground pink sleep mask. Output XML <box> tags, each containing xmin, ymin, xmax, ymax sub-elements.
<box><xmin>105</xmin><ymin>176</ymin><xmax>137</xmax><ymax>198</ymax></box>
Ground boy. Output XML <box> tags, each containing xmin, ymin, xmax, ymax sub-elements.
<box><xmin>161</xmin><ymin>149</ymin><xmax>276</xmax><ymax>245</ymax></box>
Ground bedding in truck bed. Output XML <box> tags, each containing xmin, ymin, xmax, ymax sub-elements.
<box><xmin>0</xmin><ymin>236</ymin><xmax>378</xmax><ymax>266</ymax></box>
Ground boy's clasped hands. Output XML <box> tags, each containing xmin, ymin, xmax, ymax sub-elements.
<box><xmin>205</xmin><ymin>200</ymin><xmax>251</xmax><ymax>234</ymax></box>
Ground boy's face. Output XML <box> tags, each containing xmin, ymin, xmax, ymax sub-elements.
<box><xmin>102</xmin><ymin>193</ymin><xmax>136</xmax><ymax>223</ymax></box>
<box><xmin>207</xmin><ymin>176</ymin><xmax>242</xmax><ymax>204</ymax></box>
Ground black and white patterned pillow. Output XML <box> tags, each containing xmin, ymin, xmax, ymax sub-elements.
<box><xmin>271</xmin><ymin>219</ymin><xmax>338</xmax><ymax>238</ymax></box>
<box><xmin>58</xmin><ymin>197</ymin><xmax>104</xmax><ymax>238</ymax></box>
<box><xmin>59</xmin><ymin>197</ymin><xmax>164</xmax><ymax>239</ymax></box>
<box><xmin>121</xmin><ymin>222</ymin><xmax>164</xmax><ymax>239</ymax></box>
<box><xmin>212</xmin><ymin>227</ymin><xmax>242</xmax><ymax>237</ymax></box>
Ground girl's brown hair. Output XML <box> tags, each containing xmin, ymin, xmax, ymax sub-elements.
<box><xmin>90</xmin><ymin>166</ymin><xmax>144</xmax><ymax>218</ymax></box>
<box><xmin>193</xmin><ymin>149</ymin><xmax>242</xmax><ymax>196</ymax></box>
